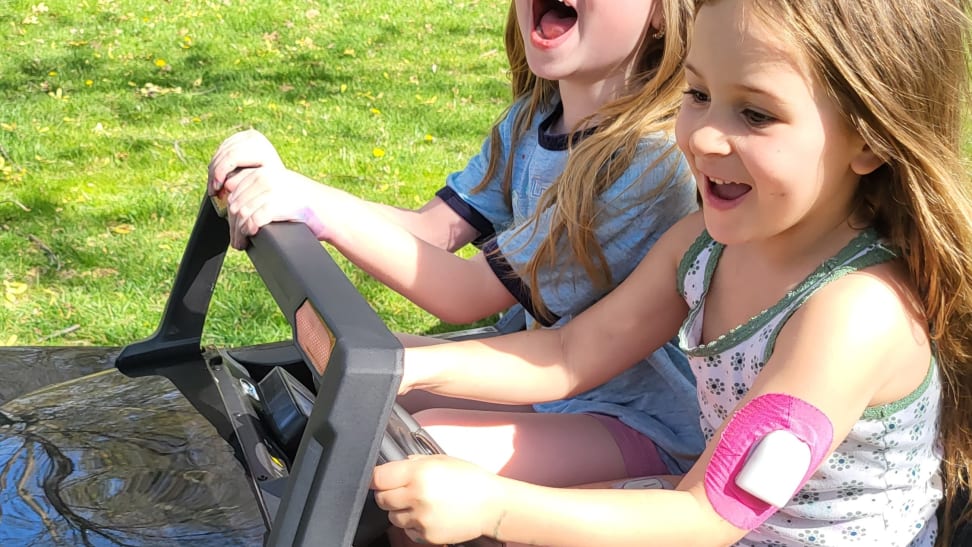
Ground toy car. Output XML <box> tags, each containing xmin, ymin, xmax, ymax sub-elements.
<box><xmin>0</xmin><ymin>196</ymin><xmax>500</xmax><ymax>546</ymax></box>
<box><xmin>0</xmin><ymin>196</ymin><xmax>967</xmax><ymax>546</ymax></box>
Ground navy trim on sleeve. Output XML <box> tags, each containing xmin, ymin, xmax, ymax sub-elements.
<box><xmin>435</xmin><ymin>186</ymin><xmax>495</xmax><ymax>246</ymax></box>
<box><xmin>482</xmin><ymin>239</ymin><xmax>560</xmax><ymax>328</ymax></box>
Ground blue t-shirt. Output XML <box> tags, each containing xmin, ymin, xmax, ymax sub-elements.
<box><xmin>436</xmin><ymin>98</ymin><xmax>703</xmax><ymax>473</ymax></box>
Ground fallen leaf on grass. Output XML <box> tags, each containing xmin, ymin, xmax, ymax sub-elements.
<box><xmin>4</xmin><ymin>280</ymin><xmax>28</xmax><ymax>303</ymax></box>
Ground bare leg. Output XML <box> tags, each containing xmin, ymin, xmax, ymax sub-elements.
<box><xmin>415</xmin><ymin>409</ymin><xmax>627</xmax><ymax>486</ymax></box>
<box><xmin>398</xmin><ymin>330</ymin><xmax>630</xmax><ymax>482</ymax></box>
<box><xmin>388</xmin><ymin>333</ymin><xmax>629</xmax><ymax>546</ymax></box>
<box><xmin>387</xmin><ymin>411</ymin><xmax>629</xmax><ymax>547</ymax></box>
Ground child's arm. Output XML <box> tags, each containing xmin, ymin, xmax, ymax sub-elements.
<box><xmin>396</xmin><ymin>213</ymin><xmax>700</xmax><ymax>405</ymax></box>
<box><xmin>207</xmin><ymin>129</ymin><xmax>480</xmax><ymax>252</ymax></box>
<box><xmin>373</xmin><ymin>241</ymin><xmax>932</xmax><ymax>546</ymax></box>
<box><xmin>364</xmin><ymin>196</ymin><xmax>480</xmax><ymax>253</ymax></box>
<box><xmin>494</xmin><ymin>268</ymin><xmax>927</xmax><ymax>544</ymax></box>
<box><xmin>219</xmin><ymin>165</ymin><xmax>517</xmax><ymax>324</ymax></box>
<box><xmin>373</xmin><ymin>455</ymin><xmax>739</xmax><ymax>547</ymax></box>
<box><xmin>208</xmin><ymin>130</ymin><xmax>518</xmax><ymax>323</ymax></box>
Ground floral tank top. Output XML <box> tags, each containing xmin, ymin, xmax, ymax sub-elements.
<box><xmin>676</xmin><ymin>229</ymin><xmax>942</xmax><ymax>546</ymax></box>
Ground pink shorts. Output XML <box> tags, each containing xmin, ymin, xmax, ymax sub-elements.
<box><xmin>588</xmin><ymin>413</ymin><xmax>668</xmax><ymax>476</ymax></box>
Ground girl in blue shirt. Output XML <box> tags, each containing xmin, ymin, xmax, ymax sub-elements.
<box><xmin>208</xmin><ymin>0</ymin><xmax>701</xmax><ymax>490</ymax></box>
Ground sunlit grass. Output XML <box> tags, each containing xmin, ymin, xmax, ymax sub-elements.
<box><xmin>2</xmin><ymin>2</ymin><xmax>969</xmax><ymax>348</ymax></box>
<box><xmin>0</xmin><ymin>0</ymin><xmax>508</xmax><ymax>346</ymax></box>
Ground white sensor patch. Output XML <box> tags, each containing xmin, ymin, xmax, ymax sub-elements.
<box><xmin>734</xmin><ymin>429</ymin><xmax>812</xmax><ymax>508</ymax></box>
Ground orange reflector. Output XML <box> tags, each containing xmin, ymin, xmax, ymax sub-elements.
<box><xmin>295</xmin><ymin>301</ymin><xmax>334</xmax><ymax>377</ymax></box>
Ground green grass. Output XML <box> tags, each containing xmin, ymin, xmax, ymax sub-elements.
<box><xmin>2</xmin><ymin>2</ymin><xmax>970</xmax><ymax>349</ymax></box>
<box><xmin>0</xmin><ymin>0</ymin><xmax>509</xmax><ymax>347</ymax></box>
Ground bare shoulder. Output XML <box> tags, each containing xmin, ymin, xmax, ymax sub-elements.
<box><xmin>778</xmin><ymin>257</ymin><xmax>930</xmax><ymax>406</ymax></box>
<box><xmin>807</xmin><ymin>259</ymin><xmax>925</xmax><ymax>348</ymax></box>
<box><xmin>654</xmin><ymin>210</ymin><xmax>707</xmax><ymax>266</ymax></box>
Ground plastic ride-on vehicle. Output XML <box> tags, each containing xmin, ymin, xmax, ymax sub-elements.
<box><xmin>0</xmin><ymin>196</ymin><xmax>967</xmax><ymax>546</ymax></box>
<box><xmin>0</xmin><ymin>196</ymin><xmax>500</xmax><ymax>546</ymax></box>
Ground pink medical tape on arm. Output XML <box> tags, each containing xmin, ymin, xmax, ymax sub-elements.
<box><xmin>703</xmin><ymin>393</ymin><xmax>834</xmax><ymax>530</ymax></box>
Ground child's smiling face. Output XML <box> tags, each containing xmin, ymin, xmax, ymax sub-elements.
<box><xmin>515</xmin><ymin>0</ymin><xmax>659</xmax><ymax>85</ymax></box>
<box><xmin>675</xmin><ymin>0</ymin><xmax>880</xmax><ymax>247</ymax></box>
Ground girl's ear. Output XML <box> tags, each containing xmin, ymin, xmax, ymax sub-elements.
<box><xmin>650</xmin><ymin>8</ymin><xmax>665</xmax><ymax>37</ymax></box>
<box><xmin>850</xmin><ymin>143</ymin><xmax>884</xmax><ymax>176</ymax></box>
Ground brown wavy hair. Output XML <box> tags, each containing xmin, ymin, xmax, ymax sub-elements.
<box><xmin>474</xmin><ymin>0</ymin><xmax>695</xmax><ymax>322</ymax></box>
<box><xmin>722</xmin><ymin>0</ymin><xmax>972</xmax><ymax>542</ymax></box>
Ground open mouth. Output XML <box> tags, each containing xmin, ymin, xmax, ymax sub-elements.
<box><xmin>532</xmin><ymin>0</ymin><xmax>577</xmax><ymax>41</ymax></box>
<box><xmin>707</xmin><ymin>176</ymin><xmax>752</xmax><ymax>201</ymax></box>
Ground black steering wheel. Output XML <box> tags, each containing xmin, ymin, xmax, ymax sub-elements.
<box><xmin>116</xmin><ymin>195</ymin><xmax>502</xmax><ymax>547</ymax></box>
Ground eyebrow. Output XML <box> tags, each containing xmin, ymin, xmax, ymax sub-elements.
<box><xmin>684</xmin><ymin>62</ymin><xmax>787</xmax><ymax>102</ymax></box>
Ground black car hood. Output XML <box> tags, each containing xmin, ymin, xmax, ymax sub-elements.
<box><xmin>0</xmin><ymin>347</ymin><xmax>264</xmax><ymax>546</ymax></box>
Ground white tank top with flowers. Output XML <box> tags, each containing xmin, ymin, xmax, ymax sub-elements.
<box><xmin>676</xmin><ymin>229</ymin><xmax>942</xmax><ymax>546</ymax></box>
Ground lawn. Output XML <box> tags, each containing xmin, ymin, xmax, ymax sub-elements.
<box><xmin>0</xmin><ymin>0</ymin><xmax>509</xmax><ymax>347</ymax></box>
<box><xmin>2</xmin><ymin>2</ymin><xmax>969</xmax><ymax>348</ymax></box>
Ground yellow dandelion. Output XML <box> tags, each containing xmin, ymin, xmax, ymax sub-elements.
<box><xmin>372</xmin><ymin>148</ymin><xmax>386</xmax><ymax>158</ymax></box>
<box><xmin>154</xmin><ymin>58</ymin><xmax>166</xmax><ymax>67</ymax></box>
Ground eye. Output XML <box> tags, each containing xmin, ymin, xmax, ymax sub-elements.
<box><xmin>742</xmin><ymin>108</ymin><xmax>776</xmax><ymax>126</ymax></box>
<box><xmin>682</xmin><ymin>87</ymin><xmax>709</xmax><ymax>105</ymax></box>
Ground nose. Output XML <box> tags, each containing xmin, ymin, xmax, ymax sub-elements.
<box><xmin>678</xmin><ymin>112</ymin><xmax>732</xmax><ymax>158</ymax></box>
<box><xmin>689</xmin><ymin>122</ymin><xmax>733</xmax><ymax>158</ymax></box>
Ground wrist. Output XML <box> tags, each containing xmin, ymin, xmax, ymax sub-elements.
<box><xmin>301</xmin><ymin>209</ymin><xmax>331</xmax><ymax>242</ymax></box>
<box><xmin>400</xmin><ymin>348</ymin><xmax>429</xmax><ymax>394</ymax></box>
<box><xmin>481</xmin><ymin>475</ymin><xmax>513</xmax><ymax>541</ymax></box>
<box><xmin>298</xmin><ymin>181</ymin><xmax>347</xmax><ymax>243</ymax></box>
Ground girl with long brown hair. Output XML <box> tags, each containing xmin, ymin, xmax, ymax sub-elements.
<box><xmin>370</xmin><ymin>0</ymin><xmax>972</xmax><ymax>545</ymax></box>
